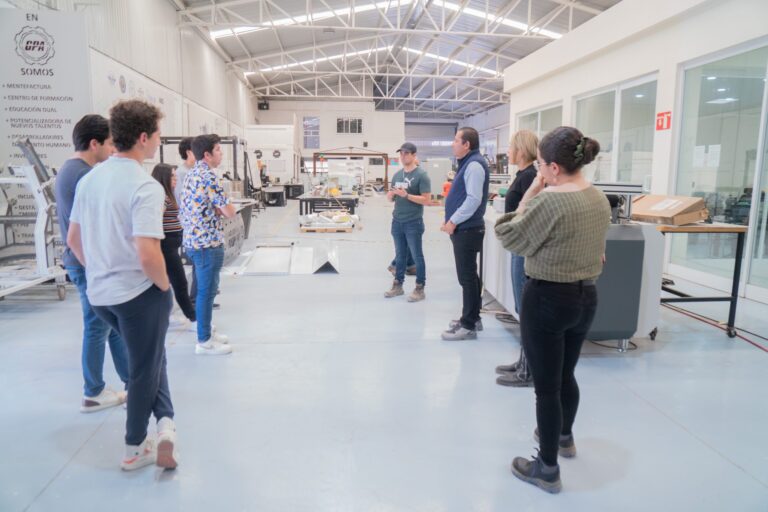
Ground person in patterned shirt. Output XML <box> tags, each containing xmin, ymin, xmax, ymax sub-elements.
<box><xmin>180</xmin><ymin>134</ymin><xmax>236</xmax><ymax>355</ymax></box>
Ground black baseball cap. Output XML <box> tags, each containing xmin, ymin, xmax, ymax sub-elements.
<box><xmin>396</xmin><ymin>142</ymin><xmax>417</xmax><ymax>154</ymax></box>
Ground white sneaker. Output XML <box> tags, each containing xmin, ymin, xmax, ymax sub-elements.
<box><xmin>80</xmin><ymin>388</ymin><xmax>127</xmax><ymax>413</ymax></box>
<box><xmin>121</xmin><ymin>438</ymin><xmax>156</xmax><ymax>471</ymax></box>
<box><xmin>156</xmin><ymin>417</ymin><xmax>178</xmax><ymax>470</ymax></box>
<box><xmin>195</xmin><ymin>337</ymin><xmax>232</xmax><ymax>355</ymax></box>
<box><xmin>210</xmin><ymin>331</ymin><xmax>229</xmax><ymax>344</ymax></box>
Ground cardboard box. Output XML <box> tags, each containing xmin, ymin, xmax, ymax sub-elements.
<box><xmin>631</xmin><ymin>195</ymin><xmax>709</xmax><ymax>225</ymax></box>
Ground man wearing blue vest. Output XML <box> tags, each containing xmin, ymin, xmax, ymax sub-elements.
<box><xmin>441</xmin><ymin>127</ymin><xmax>490</xmax><ymax>341</ymax></box>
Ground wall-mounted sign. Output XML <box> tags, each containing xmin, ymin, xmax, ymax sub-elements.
<box><xmin>1</xmin><ymin>10</ymin><xmax>90</xmax><ymax>172</ymax></box>
<box><xmin>1</xmin><ymin>10</ymin><xmax>90</xmax><ymax>246</ymax></box>
<box><xmin>656</xmin><ymin>111</ymin><xmax>672</xmax><ymax>131</ymax></box>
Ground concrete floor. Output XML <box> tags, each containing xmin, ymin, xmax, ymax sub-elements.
<box><xmin>1</xmin><ymin>195</ymin><xmax>766</xmax><ymax>511</ymax></box>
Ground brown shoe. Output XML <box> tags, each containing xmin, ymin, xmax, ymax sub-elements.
<box><xmin>407</xmin><ymin>284</ymin><xmax>425</xmax><ymax>302</ymax></box>
<box><xmin>384</xmin><ymin>280</ymin><xmax>404</xmax><ymax>298</ymax></box>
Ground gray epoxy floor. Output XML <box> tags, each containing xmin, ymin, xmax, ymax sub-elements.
<box><xmin>1</xmin><ymin>196</ymin><xmax>767</xmax><ymax>511</ymax></box>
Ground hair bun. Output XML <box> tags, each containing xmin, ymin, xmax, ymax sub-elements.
<box><xmin>581</xmin><ymin>137</ymin><xmax>600</xmax><ymax>166</ymax></box>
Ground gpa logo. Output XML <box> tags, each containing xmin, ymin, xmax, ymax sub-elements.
<box><xmin>15</xmin><ymin>26</ymin><xmax>56</xmax><ymax>65</ymax></box>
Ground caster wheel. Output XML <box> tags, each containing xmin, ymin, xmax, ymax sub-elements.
<box><xmin>727</xmin><ymin>327</ymin><xmax>737</xmax><ymax>338</ymax></box>
<box><xmin>649</xmin><ymin>328</ymin><xmax>657</xmax><ymax>341</ymax></box>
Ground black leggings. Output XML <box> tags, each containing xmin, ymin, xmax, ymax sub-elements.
<box><xmin>520</xmin><ymin>279</ymin><xmax>598</xmax><ymax>466</ymax></box>
<box><xmin>161</xmin><ymin>230</ymin><xmax>196</xmax><ymax>321</ymax></box>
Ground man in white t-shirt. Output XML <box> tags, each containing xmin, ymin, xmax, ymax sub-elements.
<box><xmin>68</xmin><ymin>99</ymin><xmax>179</xmax><ymax>472</ymax></box>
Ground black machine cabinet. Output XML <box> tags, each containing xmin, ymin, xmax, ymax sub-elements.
<box><xmin>587</xmin><ymin>225</ymin><xmax>645</xmax><ymax>343</ymax></box>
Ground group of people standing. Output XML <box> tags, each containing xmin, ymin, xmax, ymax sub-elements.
<box><xmin>384</xmin><ymin>125</ymin><xmax>611</xmax><ymax>493</ymax></box>
<box><xmin>55</xmin><ymin>99</ymin><xmax>237</xmax><ymax>472</ymax></box>
<box><xmin>54</xmin><ymin>99</ymin><xmax>611</xmax><ymax>492</ymax></box>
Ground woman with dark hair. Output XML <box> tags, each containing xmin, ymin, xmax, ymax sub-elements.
<box><xmin>152</xmin><ymin>163</ymin><xmax>196</xmax><ymax>324</ymax></box>
<box><xmin>494</xmin><ymin>126</ymin><xmax>611</xmax><ymax>493</ymax></box>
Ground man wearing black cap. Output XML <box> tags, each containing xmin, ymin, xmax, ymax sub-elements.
<box><xmin>384</xmin><ymin>142</ymin><xmax>432</xmax><ymax>302</ymax></box>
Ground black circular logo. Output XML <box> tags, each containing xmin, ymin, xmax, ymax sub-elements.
<box><xmin>15</xmin><ymin>26</ymin><xmax>55</xmax><ymax>65</ymax></box>
<box><xmin>273</xmin><ymin>150</ymin><xmax>281</xmax><ymax>158</ymax></box>
<box><xmin>254</xmin><ymin>150</ymin><xmax>263</xmax><ymax>158</ymax></box>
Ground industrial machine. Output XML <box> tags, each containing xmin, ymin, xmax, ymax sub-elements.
<box><xmin>0</xmin><ymin>139</ymin><xmax>67</xmax><ymax>300</ymax></box>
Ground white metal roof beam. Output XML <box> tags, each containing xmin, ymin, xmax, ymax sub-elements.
<box><xmin>548</xmin><ymin>0</ymin><xmax>603</xmax><ymax>16</ymax></box>
<box><xmin>248</xmin><ymin>71</ymin><xmax>501</xmax><ymax>90</ymax></box>
<box><xmin>385</xmin><ymin>0</ymin><xmax>469</xmax><ymax>95</ymax></box>
<box><xmin>255</xmin><ymin>93</ymin><xmax>500</xmax><ymax>104</ymax></box>
<box><xmin>177</xmin><ymin>0</ymin><xmax>257</xmax><ymax>16</ymax></box>
<box><xmin>181</xmin><ymin>19</ymin><xmax>554</xmax><ymax>39</ymax></box>
<box><xmin>429</xmin><ymin>1</ymin><xmax>572</xmax><ymax>113</ymax></box>
<box><xmin>231</xmin><ymin>34</ymin><xmax>385</xmax><ymax>65</ymax></box>
<box><xmin>406</xmin><ymin>0</ymin><xmax>523</xmax><ymax>103</ymax></box>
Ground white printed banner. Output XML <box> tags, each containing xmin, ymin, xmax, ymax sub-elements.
<box><xmin>0</xmin><ymin>10</ymin><xmax>89</xmax><ymax>250</ymax></box>
<box><xmin>1</xmin><ymin>10</ymin><xmax>91</xmax><ymax>173</ymax></box>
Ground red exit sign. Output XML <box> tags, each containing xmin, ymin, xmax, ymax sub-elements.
<box><xmin>656</xmin><ymin>111</ymin><xmax>671</xmax><ymax>131</ymax></box>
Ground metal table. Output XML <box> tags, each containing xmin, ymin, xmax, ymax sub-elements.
<box><xmin>657</xmin><ymin>223</ymin><xmax>747</xmax><ymax>338</ymax></box>
<box><xmin>298</xmin><ymin>193</ymin><xmax>359</xmax><ymax>215</ymax></box>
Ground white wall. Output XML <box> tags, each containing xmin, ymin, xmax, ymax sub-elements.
<box><xmin>256</xmin><ymin>100</ymin><xmax>405</xmax><ymax>161</ymax></box>
<box><xmin>502</xmin><ymin>0</ymin><xmax>768</xmax><ymax>195</ymax></box>
<box><xmin>35</xmin><ymin>0</ymin><xmax>255</xmax><ymax>143</ymax></box>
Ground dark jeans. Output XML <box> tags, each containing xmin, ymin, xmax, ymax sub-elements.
<box><xmin>390</xmin><ymin>247</ymin><xmax>415</xmax><ymax>268</ymax></box>
<box><xmin>520</xmin><ymin>279</ymin><xmax>598</xmax><ymax>466</ymax></box>
<box><xmin>511</xmin><ymin>252</ymin><xmax>530</xmax><ymax>376</ymax></box>
<box><xmin>93</xmin><ymin>285</ymin><xmax>174</xmax><ymax>446</ymax></box>
<box><xmin>391</xmin><ymin>217</ymin><xmax>426</xmax><ymax>285</ymax></box>
<box><xmin>66</xmin><ymin>265</ymin><xmax>130</xmax><ymax>397</ymax></box>
<box><xmin>450</xmin><ymin>227</ymin><xmax>485</xmax><ymax>330</ymax></box>
<box><xmin>162</xmin><ymin>231</ymin><xmax>196</xmax><ymax>321</ymax></box>
<box><xmin>187</xmin><ymin>246</ymin><xmax>224</xmax><ymax>342</ymax></box>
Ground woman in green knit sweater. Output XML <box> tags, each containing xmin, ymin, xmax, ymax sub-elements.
<box><xmin>494</xmin><ymin>126</ymin><xmax>611</xmax><ymax>494</ymax></box>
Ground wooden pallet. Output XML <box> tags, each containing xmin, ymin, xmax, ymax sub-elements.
<box><xmin>300</xmin><ymin>225</ymin><xmax>354</xmax><ymax>233</ymax></box>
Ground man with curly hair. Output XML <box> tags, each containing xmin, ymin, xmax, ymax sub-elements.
<box><xmin>67</xmin><ymin>99</ymin><xmax>179</xmax><ymax>472</ymax></box>
<box><xmin>180</xmin><ymin>133</ymin><xmax>236</xmax><ymax>355</ymax></box>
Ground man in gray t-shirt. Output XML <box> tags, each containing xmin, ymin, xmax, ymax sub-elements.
<box><xmin>384</xmin><ymin>142</ymin><xmax>432</xmax><ymax>302</ymax></box>
<box><xmin>54</xmin><ymin>114</ymin><xmax>130</xmax><ymax>413</ymax></box>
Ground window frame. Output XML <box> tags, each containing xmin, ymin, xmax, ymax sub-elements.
<box><xmin>515</xmin><ymin>101</ymin><xmax>563</xmax><ymax>136</ymax></box>
<box><xmin>572</xmin><ymin>73</ymin><xmax>658</xmax><ymax>183</ymax></box>
<box><xmin>336</xmin><ymin>117</ymin><xmax>363</xmax><ymax>134</ymax></box>
<box><xmin>303</xmin><ymin>116</ymin><xmax>320</xmax><ymax>149</ymax></box>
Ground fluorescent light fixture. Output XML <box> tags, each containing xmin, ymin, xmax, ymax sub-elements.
<box><xmin>716</xmin><ymin>88</ymin><xmax>727</xmax><ymax>92</ymax></box>
<box><xmin>634</xmin><ymin>94</ymin><xmax>644</xmax><ymax>98</ymax></box>
<box><xmin>433</xmin><ymin>0</ymin><xmax>561</xmax><ymax>39</ymax></box>
<box><xmin>218</xmin><ymin>0</ymin><xmax>560</xmax><ymax>40</ymax></box>
<box><xmin>257</xmin><ymin>46</ymin><xmax>394</xmax><ymax>72</ymax></box>
<box><xmin>211</xmin><ymin>0</ymin><xmax>413</xmax><ymax>39</ymax></box>
<box><xmin>706</xmin><ymin>76</ymin><xmax>717</xmax><ymax>80</ymax></box>
<box><xmin>404</xmin><ymin>47</ymin><xmax>500</xmax><ymax>76</ymax></box>
<box><xmin>249</xmin><ymin>45</ymin><xmax>500</xmax><ymax>77</ymax></box>
<box><xmin>211</xmin><ymin>26</ymin><xmax>262</xmax><ymax>38</ymax></box>
<box><xmin>707</xmin><ymin>97</ymin><xmax>738</xmax><ymax>105</ymax></box>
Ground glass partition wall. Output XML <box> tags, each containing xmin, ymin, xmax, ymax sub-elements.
<box><xmin>671</xmin><ymin>44</ymin><xmax>768</xmax><ymax>300</ymax></box>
